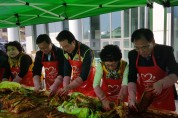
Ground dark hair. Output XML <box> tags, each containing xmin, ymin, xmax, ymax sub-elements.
<box><xmin>100</xmin><ymin>45</ymin><xmax>122</xmax><ymax>62</ymax></box>
<box><xmin>5</xmin><ymin>41</ymin><xmax>23</xmax><ymax>52</ymax></box>
<box><xmin>36</xmin><ymin>34</ymin><xmax>52</xmax><ymax>44</ymax></box>
<box><xmin>131</xmin><ymin>28</ymin><xmax>154</xmax><ymax>42</ymax></box>
<box><xmin>56</xmin><ymin>30</ymin><xmax>76</xmax><ymax>44</ymax></box>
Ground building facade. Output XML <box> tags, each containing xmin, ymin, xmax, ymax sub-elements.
<box><xmin>3</xmin><ymin>4</ymin><xmax>178</xmax><ymax>62</ymax></box>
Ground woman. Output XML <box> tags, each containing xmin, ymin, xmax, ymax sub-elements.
<box><xmin>3</xmin><ymin>41</ymin><xmax>34</xmax><ymax>87</ymax></box>
<box><xmin>93</xmin><ymin>45</ymin><xmax>128</xmax><ymax>110</ymax></box>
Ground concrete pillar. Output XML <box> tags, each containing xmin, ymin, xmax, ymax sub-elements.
<box><xmin>69</xmin><ymin>19</ymin><xmax>82</xmax><ymax>42</ymax></box>
<box><xmin>36</xmin><ymin>24</ymin><xmax>47</xmax><ymax>36</ymax></box>
<box><xmin>63</xmin><ymin>20</ymin><xmax>69</xmax><ymax>30</ymax></box>
<box><xmin>7</xmin><ymin>27</ymin><xmax>20</xmax><ymax>42</ymax></box>
<box><xmin>25</xmin><ymin>26</ymin><xmax>36</xmax><ymax>55</ymax></box>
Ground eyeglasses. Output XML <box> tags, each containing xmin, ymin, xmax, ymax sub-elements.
<box><xmin>104</xmin><ymin>62</ymin><xmax>118</xmax><ymax>68</ymax></box>
<box><xmin>134</xmin><ymin>44</ymin><xmax>151</xmax><ymax>52</ymax></box>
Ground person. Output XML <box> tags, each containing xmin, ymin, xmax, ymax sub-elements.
<box><xmin>56</xmin><ymin>30</ymin><xmax>95</xmax><ymax>97</ymax></box>
<box><xmin>2</xmin><ymin>41</ymin><xmax>34</xmax><ymax>86</ymax></box>
<box><xmin>33</xmin><ymin>34</ymin><xmax>64</xmax><ymax>95</ymax></box>
<box><xmin>128</xmin><ymin>28</ymin><xmax>178</xmax><ymax>111</ymax></box>
<box><xmin>0</xmin><ymin>49</ymin><xmax>8</xmax><ymax>81</ymax></box>
<box><xmin>93</xmin><ymin>45</ymin><xmax>128</xmax><ymax>110</ymax></box>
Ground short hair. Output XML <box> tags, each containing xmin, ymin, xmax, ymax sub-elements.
<box><xmin>100</xmin><ymin>45</ymin><xmax>122</xmax><ymax>62</ymax></box>
<box><xmin>131</xmin><ymin>28</ymin><xmax>154</xmax><ymax>42</ymax></box>
<box><xmin>36</xmin><ymin>34</ymin><xmax>51</xmax><ymax>44</ymax></box>
<box><xmin>5</xmin><ymin>41</ymin><xmax>23</xmax><ymax>52</ymax></box>
<box><xmin>56</xmin><ymin>30</ymin><xmax>76</xmax><ymax>43</ymax></box>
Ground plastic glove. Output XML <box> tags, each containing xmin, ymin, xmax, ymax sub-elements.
<box><xmin>94</xmin><ymin>85</ymin><xmax>106</xmax><ymax>101</ymax></box>
<box><xmin>153</xmin><ymin>74</ymin><xmax>178</xmax><ymax>95</ymax></box>
<box><xmin>102</xmin><ymin>98</ymin><xmax>111</xmax><ymax>111</ymax></box>
<box><xmin>12</xmin><ymin>75</ymin><xmax>22</xmax><ymax>83</ymax></box>
<box><xmin>63</xmin><ymin>76</ymin><xmax>70</xmax><ymax>87</ymax></box>
<box><xmin>33</xmin><ymin>75</ymin><xmax>41</xmax><ymax>92</ymax></box>
<box><xmin>118</xmin><ymin>85</ymin><xmax>128</xmax><ymax>101</ymax></box>
<box><xmin>57</xmin><ymin>77</ymin><xmax>83</xmax><ymax>96</ymax></box>
<box><xmin>94</xmin><ymin>85</ymin><xmax>111</xmax><ymax>110</ymax></box>
<box><xmin>128</xmin><ymin>82</ymin><xmax>138</xmax><ymax>112</ymax></box>
<box><xmin>49</xmin><ymin>75</ymin><xmax>63</xmax><ymax>96</ymax></box>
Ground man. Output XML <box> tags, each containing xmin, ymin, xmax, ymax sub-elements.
<box><xmin>33</xmin><ymin>34</ymin><xmax>64</xmax><ymax>95</ymax></box>
<box><xmin>0</xmin><ymin>49</ymin><xmax>8</xmax><ymax>81</ymax></box>
<box><xmin>128</xmin><ymin>28</ymin><xmax>178</xmax><ymax>111</ymax></box>
<box><xmin>56</xmin><ymin>30</ymin><xmax>95</xmax><ymax>97</ymax></box>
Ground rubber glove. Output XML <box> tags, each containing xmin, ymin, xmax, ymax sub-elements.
<box><xmin>49</xmin><ymin>75</ymin><xmax>63</xmax><ymax>96</ymax></box>
<box><xmin>57</xmin><ymin>77</ymin><xmax>83</xmax><ymax>96</ymax></box>
<box><xmin>128</xmin><ymin>82</ymin><xmax>138</xmax><ymax>111</ymax></box>
<box><xmin>94</xmin><ymin>85</ymin><xmax>111</xmax><ymax>110</ymax></box>
<box><xmin>153</xmin><ymin>74</ymin><xmax>178</xmax><ymax>95</ymax></box>
<box><xmin>63</xmin><ymin>76</ymin><xmax>71</xmax><ymax>87</ymax></box>
<box><xmin>33</xmin><ymin>75</ymin><xmax>41</xmax><ymax>92</ymax></box>
<box><xmin>102</xmin><ymin>98</ymin><xmax>111</xmax><ymax>111</ymax></box>
<box><xmin>94</xmin><ymin>85</ymin><xmax>106</xmax><ymax>101</ymax></box>
<box><xmin>118</xmin><ymin>85</ymin><xmax>128</xmax><ymax>101</ymax></box>
<box><xmin>12</xmin><ymin>75</ymin><xmax>22</xmax><ymax>83</ymax></box>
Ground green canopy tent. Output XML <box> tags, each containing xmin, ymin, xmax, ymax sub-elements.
<box><xmin>154</xmin><ymin>0</ymin><xmax>178</xmax><ymax>6</ymax></box>
<box><xmin>0</xmin><ymin>0</ymin><xmax>151</xmax><ymax>28</ymax></box>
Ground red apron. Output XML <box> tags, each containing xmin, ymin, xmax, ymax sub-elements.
<box><xmin>101</xmin><ymin>62</ymin><xmax>127</xmax><ymax>103</ymax></box>
<box><xmin>42</xmin><ymin>52</ymin><xmax>62</xmax><ymax>90</ymax></box>
<box><xmin>0</xmin><ymin>68</ymin><xmax>5</xmax><ymax>82</ymax></box>
<box><xmin>101</xmin><ymin>74</ymin><xmax>122</xmax><ymax>103</ymax></box>
<box><xmin>11</xmin><ymin>67</ymin><xmax>34</xmax><ymax>87</ymax></box>
<box><xmin>136</xmin><ymin>53</ymin><xmax>175</xmax><ymax>111</ymax></box>
<box><xmin>68</xmin><ymin>44</ymin><xmax>95</xmax><ymax>97</ymax></box>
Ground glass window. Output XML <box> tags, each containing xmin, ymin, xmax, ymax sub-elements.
<box><xmin>173</xmin><ymin>7</ymin><xmax>178</xmax><ymax>61</ymax></box>
<box><xmin>48</xmin><ymin>22</ymin><xmax>62</xmax><ymax>33</ymax></box>
<box><xmin>124</xmin><ymin>39</ymin><xmax>130</xmax><ymax>48</ymax></box>
<box><xmin>124</xmin><ymin>10</ymin><xmax>129</xmax><ymax>37</ymax></box>
<box><xmin>84</xmin><ymin>42</ymin><xmax>90</xmax><ymax>47</ymax></box>
<box><xmin>82</xmin><ymin>18</ymin><xmax>90</xmax><ymax>40</ymax></box>
<box><xmin>111</xmin><ymin>11</ymin><xmax>121</xmax><ymax>38</ymax></box>
<box><xmin>140</xmin><ymin>7</ymin><xmax>145</xmax><ymax>28</ymax></box>
<box><xmin>102</xmin><ymin>41</ymin><xmax>109</xmax><ymax>47</ymax></box>
<box><xmin>113</xmin><ymin>41</ymin><xmax>120</xmax><ymax>47</ymax></box>
<box><xmin>148</xmin><ymin>7</ymin><xmax>152</xmax><ymax>29</ymax></box>
<box><xmin>124</xmin><ymin>50</ymin><xmax>129</xmax><ymax>61</ymax></box>
<box><xmin>100</xmin><ymin>13</ymin><xmax>110</xmax><ymax>39</ymax></box>
<box><xmin>131</xmin><ymin>8</ymin><xmax>138</xmax><ymax>34</ymax></box>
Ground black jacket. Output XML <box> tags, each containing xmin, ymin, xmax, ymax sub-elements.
<box><xmin>33</xmin><ymin>44</ymin><xmax>64</xmax><ymax>77</ymax></box>
<box><xmin>128</xmin><ymin>44</ymin><xmax>178</xmax><ymax>83</ymax></box>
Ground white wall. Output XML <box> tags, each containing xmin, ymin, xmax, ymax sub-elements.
<box><xmin>69</xmin><ymin>19</ymin><xmax>82</xmax><ymax>42</ymax></box>
<box><xmin>48</xmin><ymin>22</ymin><xmax>63</xmax><ymax>47</ymax></box>
<box><xmin>7</xmin><ymin>27</ymin><xmax>20</xmax><ymax>42</ymax></box>
<box><xmin>153</xmin><ymin>3</ymin><xmax>164</xmax><ymax>44</ymax></box>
